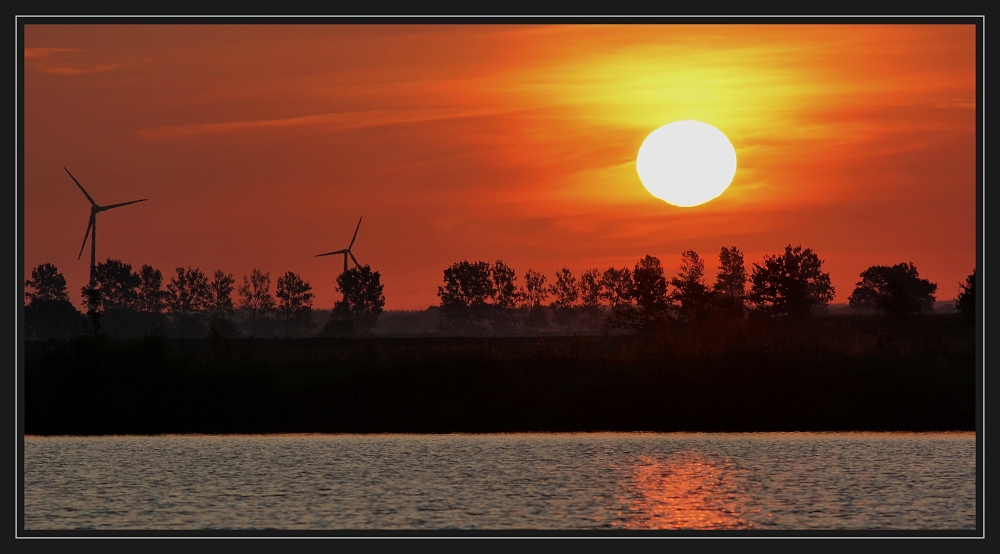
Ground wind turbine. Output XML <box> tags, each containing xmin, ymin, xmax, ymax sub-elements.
<box><xmin>66</xmin><ymin>167</ymin><xmax>148</xmax><ymax>297</ymax></box>
<box><xmin>316</xmin><ymin>216</ymin><xmax>363</xmax><ymax>301</ymax></box>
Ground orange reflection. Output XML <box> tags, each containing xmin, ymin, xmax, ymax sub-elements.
<box><xmin>616</xmin><ymin>453</ymin><xmax>758</xmax><ymax>530</ymax></box>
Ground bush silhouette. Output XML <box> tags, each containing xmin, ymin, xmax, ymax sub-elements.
<box><xmin>956</xmin><ymin>269</ymin><xmax>976</xmax><ymax>323</ymax></box>
<box><xmin>848</xmin><ymin>262</ymin><xmax>937</xmax><ymax>318</ymax></box>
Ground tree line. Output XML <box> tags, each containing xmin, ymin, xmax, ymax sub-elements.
<box><xmin>435</xmin><ymin>245</ymin><xmax>976</xmax><ymax>335</ymax></box>
<box><xmin>23</xmin><ymin>260</ymin><xmax>386</xmax><ymax>340</ymax></box>
<box><xmin>24</xmin><ymin>246</ymin><xmax>976</xmax><ymax>340</ymax></box>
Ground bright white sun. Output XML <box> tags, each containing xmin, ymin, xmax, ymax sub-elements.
<box><xmin>636</xmin><ymin>120</ymin><xmax>737</xmax><ymax>208</ymax></box>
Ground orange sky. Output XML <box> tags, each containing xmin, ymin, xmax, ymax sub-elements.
<box><xmin>22</xmin><ymin>23</ymin><xmax>978</xmax><ymax>310</ymax></box>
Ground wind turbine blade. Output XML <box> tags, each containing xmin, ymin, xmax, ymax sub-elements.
<box><xmin>65</xmin><ymin>167</ymin><xmax>96</xmax><ymax>206</ymax></box>
<box><xmin>99</xmin><ymin>198</ymin><xmax>147</xmax><ymax>211</ymax></box>
<box><xmin>77</xmin><ymin>215</ymin><xmax>94</xmax><ymax>260</ymax></box>
<box><xmin>316</xmin><ymin>249</ymin><xmax>349</xmax><ymax>257</ymax></box>
<box><xmin>348</xmin><ymin>216</ymin><xmax>362</xmax><ymax>249</ymax></box>
<box><xmin>349</xmin><ymin>252</ymin><xmax>360</xmax><ymax>268</ymax></box>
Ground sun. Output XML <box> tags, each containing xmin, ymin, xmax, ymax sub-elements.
<box><xmin>636</xmin><ymin>121</ymin><xmax>737</xmax><ymax>208</ymax></box>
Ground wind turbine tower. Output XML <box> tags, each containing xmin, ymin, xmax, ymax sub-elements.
<box><xmin>66</xmin><ymin>167</ymin><xmax>148</xmax><ymax>301</ymax></box>
<box><xmin>316</xmin><ymin>216</ymin><xmax>363</xmax><ymax>303</ymax></box>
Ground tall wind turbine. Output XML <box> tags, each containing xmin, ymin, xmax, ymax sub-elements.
<box><xmin>316</xmin><ymin>216</ymin><xmax>363</xmax><ymax>301</ymax></box>
<box><xmin>66</xmin><ymin>167</ymin><xmax>148</xmax><ymax>294</ymax></box>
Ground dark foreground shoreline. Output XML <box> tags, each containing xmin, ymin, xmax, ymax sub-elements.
<box><xmin>23</xmin><ymin>315</ymin><xmax>976</xmax><ymax>435</ymax></box>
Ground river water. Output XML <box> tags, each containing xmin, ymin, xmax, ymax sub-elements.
<box><xmin>23</xmin><ymin>432</ymin><xmax>976</xmax><ymax>531</ymax></box>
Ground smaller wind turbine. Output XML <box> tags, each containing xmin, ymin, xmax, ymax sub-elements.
<box><xmin>66</xmin><ymin>167</ymin><xmax>147</xmax><ymax>300</ymax></box>
<box><xmin>316</xmin><ymin>216</ymin><xmax>363</xmax><ymax>301</ymax></box>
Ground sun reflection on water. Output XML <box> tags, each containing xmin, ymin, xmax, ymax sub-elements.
<box><xmin>615</xmin><ymin>453</ymin><xmax>760</xmax><ymax>530</ymax></box>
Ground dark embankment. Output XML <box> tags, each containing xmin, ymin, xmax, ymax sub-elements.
<box><xmin>24</xmin><ymin>315</ymin><xmax>976</xmax><ymax>434</ymax></box>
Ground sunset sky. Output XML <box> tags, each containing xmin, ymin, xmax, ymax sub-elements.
<box><xmin>22</xmin><ymin>23</ymin><xmax>978</xmax><ymax>310</ymax></box>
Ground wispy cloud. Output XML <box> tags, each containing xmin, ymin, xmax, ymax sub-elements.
<box><xmin>934</xmin><ymin>100</ymin><xmax>976</xmax><ymax>110</ymax></box>
<box><xmin>136</xmin><ymin>107</ymin><xmax>514</xmax><ymax>140</ymax></box>
<box><xmin>38</xmin><ymin>64</ymin><xmax>122</xmax><ymax>75</ymax></box>
<box><xmin>24</xmin><ymin>47</ymin><xmax>83</xmax><ymax>60</ymax></box>
<box><xmin>24</xmin><ymin>47</ymin><xmax>121</xmax><ymax>75</ymax></box>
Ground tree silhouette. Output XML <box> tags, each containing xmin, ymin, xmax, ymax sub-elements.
<box><xmin>328</xmin><ymin>265</ymin><xmax>385</xmax><ymax>336</ymax></box>
<box><xmin>25</xmin><ymin>263</ymin><xmax>70</xmax><ymax>304</ymax></box>
<box><xmin>238</xmin><ymin>268</ymin><xmax>275</xmax><ymax>339</ymax></box>
<box><xmin>276</xmin><ymin>271</ymin><xmax>315</xmax><ymax>337</ymax></box>
<box><xmin>166</xmin><ymin>267</ymin><xmax>212</xmax><ymax>338</ymax></box>
<box><xmin>81</xmin><ymin>259</ymin><xmax>163</xmax><ymax>338</ymax></box>
<box><xmin>519</xmin><ymin>269</ymin><xmax>550</xmax><ymax>331</ymax></box>
<box><xmin>87</xmin><ymin>259</ymin><xmax>141</xmax><ymax>310</ymax></box>
<box><xmin>579</xmin><ymin>268</ymin><xmax>604</xmax><ymax>330</ymax></box>
<box><xmin>437</xmin><ymin>260</ymin><xmax>495</xmax><ymax>334</ymax></box>
<box><xmin>122</xmin><ymin>264</ymin><xmax>169</xmax><ymax>336</ymax></box>
<box><xmin>713</xmin><ymin>246</ymin><xmax>747</xmax><ymax>317</ymax></box>
<box><xmin>206</xmin><ymin>269</ymin><xmax>238</xmax><ymax>338</ymax></box>
<box><xmin>25</xmin><ymin>263</ymin><xmax>84</xmax><ymax>339</ymax></box>
<box><xmin>209</xmin><ymin>270</ymin><xmax>236</xmax><ymax>314</ymax></box>
<box><xmin>670</xmin><ymin>250</ymin><xmax>712</xmax><ymax>322</ymax></box>
<box><xmin>491</xmin><ymin>260</ymin><xmax>519</xmax><ymax>333</ymax></box>
<box><xmin>167</xmin><ymin>267</ymin><xmax>212</xmax><ymax>315</ymax></box>
<box><xmin>848</xmin><ymin>262</ymin><xmax>937</xmax><ymax>318</ymax></box>
<box><xmin>136</xmin><ymin>265</ymin><xmax>167</xmax><ymax>314</ymax></box>
<box><xmin>600</xmin><ymin>266</ymin><xmax>635</xmax><ymax>331</ymax></box>
<box><xmin>748</xmin><ymin>245</ymin><xmax>834</xmax><ymax>318</ymax></box>
<box><xmin>631</xmin><ymin>255</ymin><xmax>672</xmax><ymax>330</ymax></box>
<box><xmin>549</xmin><ymin>267</ymin><xmax>580</xmax><ymax>331</ymax></box>
<box><xmin>956</xmin><ymin>269</ymin><xmax>976</xmax><ymax>323</ymax></box>
<box><xmin>65</xmin><ymin>260</ymin><xmax>167</xmax><ymax>337</ymax></box>
<box><xmin>82</xmin><ymin>286</ymin><xmax>102</xmax><ymax>332</ymax></box>
<box><xmin>600</xmin><ymin>267</ymin><xmax>634</xmax><ymax>308</ymax></box>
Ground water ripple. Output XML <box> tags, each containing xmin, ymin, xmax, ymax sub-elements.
<box><xmin>24</xmin><ymin>432</ymin><xmax>975</xmax><ymax>530</ymax></box>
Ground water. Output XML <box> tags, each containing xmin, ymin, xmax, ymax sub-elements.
<box><xmin>23</xmin><ymin>432</ymin><xmax>975</xmax><ymax>531</ymax></box>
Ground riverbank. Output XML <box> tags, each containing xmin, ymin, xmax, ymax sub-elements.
<box><xmin>23</xmin><ymin>315</ymin><xmax>976</xmax><ymax>434</ymax></box>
